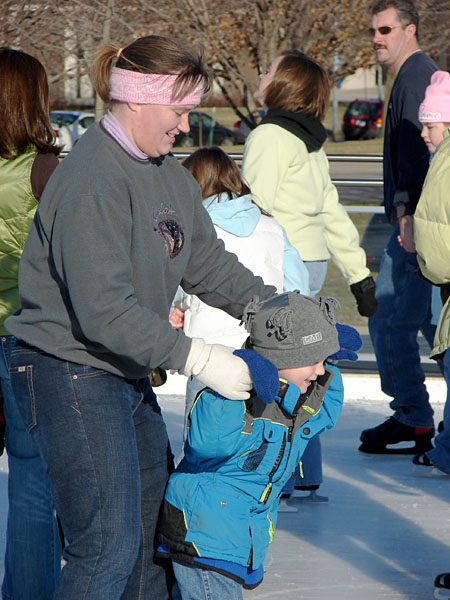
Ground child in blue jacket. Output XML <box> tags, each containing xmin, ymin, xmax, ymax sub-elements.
<box><xmin>158</xmin><ymin>291</ymin><xmax>357</xmax><ymax>599</ymax></box>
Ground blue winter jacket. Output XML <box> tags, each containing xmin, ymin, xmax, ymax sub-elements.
<box><xmin>157</xmin><ymin>363</ymin><xmax>343</xmax><ymax>588</ymax></box>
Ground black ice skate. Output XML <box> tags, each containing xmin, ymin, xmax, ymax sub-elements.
<box><xmin>359</xmin><ymin>417</ymin><xmax>434</xmax><ymax>454</ymax></box>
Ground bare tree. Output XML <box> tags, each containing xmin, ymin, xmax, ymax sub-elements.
<box><xmin>0</xmin><ymin>0</ymin><xmax>140</xmax><ymax>110</ymax></box>
<box><xmin>1</xmin><ymin>0</ymin><xmax>448</xmax><ymax>121</ymax></box>
<box><xmin>142</xmin><ymin>0</ymin><xmax>378</xmax><ymax>126</ymax></box>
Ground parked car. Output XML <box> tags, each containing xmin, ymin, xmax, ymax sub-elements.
<box><xmin>51</xmin><ymin>111</ymin><xmax>95</xmax><ymax>151</ymax></box>
<box><xmin>233</xmin><ymin>109</ymin><xmax>265</xmax><ymax>138</ymax></box>
<box><xmin>174</xmin><ymin>111</ymin><xmax>246</xmax><ymax>147</ymax></box>
<box><xmin>342</xmin><ymin>100</ymin><xmax>383</xmax><ymax>141</ymax></box>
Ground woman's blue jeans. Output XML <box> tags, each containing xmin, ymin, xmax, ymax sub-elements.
<box><xmin>0</xmin><ymin>336</ymin><xmax>61</xmax><ymax>600</ymax></box>
<box><xmin>9</xmin><ymin>343</ymin><xmax>173</xmax><ymax>600</ymax></box>
<box><xmin>172</xmin><ymin>561</ymin><xmax>242</xmax><ymax>600</ymax></box>
<box><xmin>368</xmin><ymin>227</ymin><xmax>436</xmax><ymax>427</ymax></box>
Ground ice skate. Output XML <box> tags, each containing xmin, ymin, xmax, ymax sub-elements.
<box><xmin>290</xmin><ymin>485</ymin><xmax>328</xmax><ymax>503</ymax></box>
<box><xmin>412</xmin><ymin>453</ymin><xmax>450</xmax><ymax>477</ymax></box>
<box><xmin>359</xmin><ymin>417</ymin><xmax>434</xmax><ymax>454</ymax></box>
<box><xmin>435</xmin><ymin>572</ymin><xmax>450</xmax><ymax>600</ymax></box>
<box><xmin>277</xmin><ymin>494</ymin><xmax>298</xmax><ymax>512</ymax></box>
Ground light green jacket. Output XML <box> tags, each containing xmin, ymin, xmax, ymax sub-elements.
<box><xmin>414</xmin><ymin>128</ymin><xmax>450</xmax><ymax>357</ymax></box>
<box><xmin>0</xmin><ymin>149</ymin><xmax>38</xmax><ymax>335</ymax></box>
<box><xmin>242</xmin><ymin>123</ymin><xmax>369</xmax><ymax>285</ymax></box>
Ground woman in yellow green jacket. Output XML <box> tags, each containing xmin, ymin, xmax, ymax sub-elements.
<box><xmin>0</xmin><ymin>48</ymin><xmax>62</xmax><ymax>599</ymax></box>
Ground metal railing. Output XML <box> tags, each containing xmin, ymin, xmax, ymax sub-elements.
<box><xmin>172</xmin><ymin>151</ymin><xmax>386</xmax><ymax>213</ymax></box>
<box><xmin>60</xmin><ymin>149</ymin><xmax>384</xmax><ymax>211</ymax></box>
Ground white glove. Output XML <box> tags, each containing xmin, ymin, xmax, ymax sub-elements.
<box><xmin>180</xmin><ymin>338</ymin><xmax>252</xmax><ymax>400</ymax></box>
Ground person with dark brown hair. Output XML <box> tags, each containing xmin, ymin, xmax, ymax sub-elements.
<box><xmin>5</xmin><ymin>36</ymin><xmax>277</xmax><ymax>599</ymax></box>
<box><xmin>242</xmin><ymin>50</ymin><xmax>377</xmax><ymax>502</ymax></box>
<box><xmin>0</xmin><ymin>47</ymin><xmax>63</xmax><ymax>600</ymax></box>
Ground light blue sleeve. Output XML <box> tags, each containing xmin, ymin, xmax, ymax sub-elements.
<box><xmin>282</xmin><ymin>228</ymin><xmax>310</xmax><ymax>295</ymax></box>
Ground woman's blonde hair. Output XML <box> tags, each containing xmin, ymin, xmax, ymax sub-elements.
<box><xmin>93</xmin><ymin>35</ymin><xmax>213</xmax><ymax>104</ymax></box>
<box><xmin>264</xmin><ymin>50</ymin><xmax>330</xmax><ymax>121</ymax></box>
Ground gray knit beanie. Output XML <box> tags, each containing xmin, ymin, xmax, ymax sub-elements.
<box><xmin>242</xmin><ymin>291</ymin><xmax>340</xmax><ymax>369</ymax></box>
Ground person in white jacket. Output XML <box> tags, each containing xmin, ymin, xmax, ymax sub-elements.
<box><xmin>170</xmin><ymin>147</ymin><xmax>310</xmax><ymax>469</ymax></box>
<box><xmin>242</xmin><ymin>50</ymin><xmax>377</xmax><ymax>500</ymax></box>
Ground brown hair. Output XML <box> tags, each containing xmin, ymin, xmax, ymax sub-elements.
<box><xmin>0</xmin><ymin>48</ymin><xmax>60</xmax><ymax>160</ymax></box>
<box><xmin>371</xmin><ymin>0</ymin><xmax>419</xmax><ymax>39</ymax></box>
<box><xmin>182</xmin><ymin>146</ymin><xmax>249</xmax><ymax>201</ymax></box>
<box><xmin>264</xmin><ymin>51</ymin><xmax>330</xmax><ymax>121</ymax></box>
<box><xmin>94</xmin><ymin>35</ymin><xmax>213</xmax><ymax>104</ymax></box>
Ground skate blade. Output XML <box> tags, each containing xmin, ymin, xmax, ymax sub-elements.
<box><xmin>435</xmin><ymin>588</ymin><xmax>450</xmax><ymax>600</ymax></box>
<box><xmin>290</xmin><ymin>490</ymin><xmax>328</xmax><ymax>503</ymax></box>
<box><xmin>359</xmin><ymin>443</ymin><xmax>432</xmax><ymax>455</ymax></box>
<box><xmin>277</xmin><ymin>500</ymin><xmax>298</xmax><ymax>513</ymax></box>
<box><xmin>412</xmin><ymin>464</ymin><xmax>450</xmax><ymax>478</ymax></box>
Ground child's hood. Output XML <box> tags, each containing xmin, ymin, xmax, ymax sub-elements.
<box><xmin>203</xmin><ymin>192</ymin><xmax>261</xmax><ymax>237</ymax></box>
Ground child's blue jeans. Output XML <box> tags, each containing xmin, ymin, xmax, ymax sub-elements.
<box><xmin>172</xmin><ymin>561</ymin><xmax>242</xmax><ymax>600</ymax></box>
<box><xmin>427</xmin><ymin>349</ymin><xmax>450</xmax><ymax>474</ymax></box>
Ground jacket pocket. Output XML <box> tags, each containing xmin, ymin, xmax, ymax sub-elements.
<box><xmin>185</xmin><ymin>480</ymin><xmax>251</xmax><ymax>560</ymax></box>
<box><xmin>238</xmin><ymin>421</ymin><xmax>286</xmax><ymax>475</ymax></box>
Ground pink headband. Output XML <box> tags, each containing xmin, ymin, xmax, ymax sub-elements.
<box><xmin>109</xmin><ymin>67</ymin><xmax>204</xmax><ymax>106</ymax></box>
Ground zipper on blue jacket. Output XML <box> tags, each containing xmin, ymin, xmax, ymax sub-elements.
<box><xmin>259</xmin><ymin>432</ymin><xmax>287</xmax><ymax>504</ymax></box>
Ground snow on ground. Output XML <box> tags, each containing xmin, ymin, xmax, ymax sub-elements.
<box><xmin>0</xmin><ymin>373</ymin><xmax>447</xmax><ymax>599</ymax></box>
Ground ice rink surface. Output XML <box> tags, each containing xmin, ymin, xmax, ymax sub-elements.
<box><xmin>0</xmin><ymin>372</ymin><xmax>447</xmax><ymax>599</ymax></box>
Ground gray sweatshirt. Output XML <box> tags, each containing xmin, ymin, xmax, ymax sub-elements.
<box><xmin>6</xmin><ymin>124</ymin><xmax>275</xmax><ymax>379</ymax></box>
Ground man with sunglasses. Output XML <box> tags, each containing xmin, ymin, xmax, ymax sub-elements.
<box><xmin>360</xmin><ymin>0</ymin><xmax>438</xmax><ymax>455</ymax></box>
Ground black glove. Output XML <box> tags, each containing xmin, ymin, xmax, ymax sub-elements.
<box><xmin>350</xmin><ymin>276</ymin><xmax>378</xmax><ymax>317</ymax></box>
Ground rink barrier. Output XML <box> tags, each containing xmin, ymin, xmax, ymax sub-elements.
<box><xmin>173</xmin><ymin>152</ymin><xmax>385</xmax><ymax>213</ymax></box>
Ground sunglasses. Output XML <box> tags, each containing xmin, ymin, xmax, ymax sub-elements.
<box><xmin>369</xmin><ymin>25</ymin><xmax>404</xmax><ymax>36</ymax></box>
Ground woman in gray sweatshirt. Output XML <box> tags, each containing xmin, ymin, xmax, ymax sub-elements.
<box><xmin>6</xmin><ymin>35</ymin><xmax>276</xmax><ymax>600</ymax></box>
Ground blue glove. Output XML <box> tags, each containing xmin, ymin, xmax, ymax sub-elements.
<box><xmin>233</xmin><ymin>349</ymin><xmax>279</xmax><ymax>404</ymax></box>
<box><xmin>328</xmin><ymin>322</ymin><xmax>362</xmax><ymax>362</ymax></box>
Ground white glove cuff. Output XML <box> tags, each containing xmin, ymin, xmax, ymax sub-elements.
<box><xmin>180</xmin><ymin>337</ymin><xmax>212</xmax><ymax>377</ymax></box>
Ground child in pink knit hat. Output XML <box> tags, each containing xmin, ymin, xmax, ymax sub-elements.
<box><xmin>414</xmin><ymin>69</ymin><xmax>450</xmax><ymax>600</ymax></box>
<box><xmin>418</xmin><ymin>70</ymin><xmax>450</xmax><ymax>153</ymax></box>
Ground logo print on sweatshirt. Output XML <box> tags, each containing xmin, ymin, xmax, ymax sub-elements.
<box><xmin>158</xmin><ymin>219</ymin><xmax>184</xmax><ymax>258</ymax></box>
<box><xmin>153</xmin><ymin>203</ymin><xmax>184</xmax><ymax>258</ymax></box>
